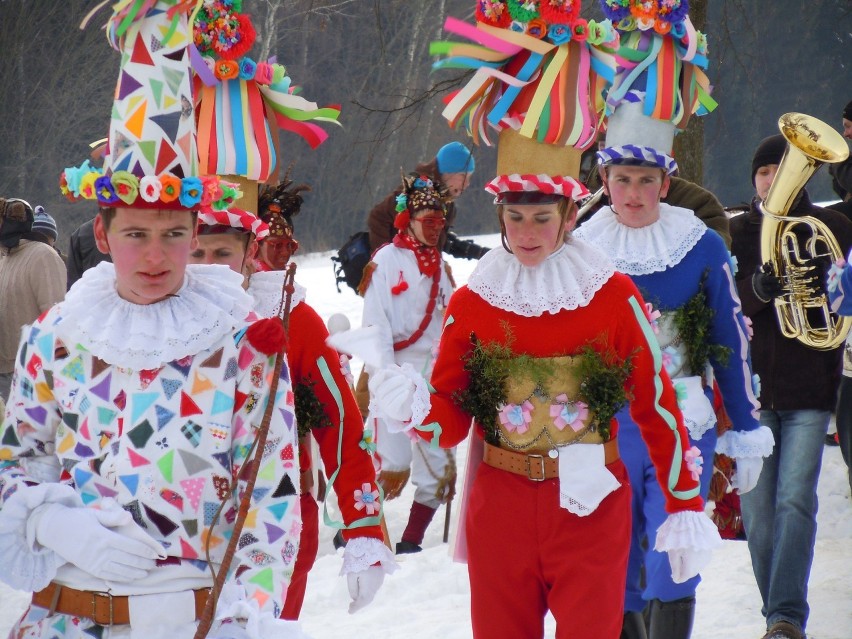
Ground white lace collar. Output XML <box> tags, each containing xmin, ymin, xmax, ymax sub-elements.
<box><xmin>247</xmin><ymin>270</ymin><xmax>306</xmax><ymax>318</ymax></box>
<box><xmin>574</xmin><ymin>203</ymin><xmax>706</xmax><ymax>275</ymax></box>
<box><xmin>58</xmin><ymin>262</ymin><xmax>254</xmax><ymax>370</ymax></box>
<box><xmin>466</xmin><ymin>238</ymin><xmax>615</xmax><ymax>317</ymax></box>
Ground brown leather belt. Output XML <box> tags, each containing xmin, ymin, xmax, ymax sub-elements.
<box><xmin>31</xmin><ymin>582</ymin><xmax>210</xmax><ymax>625</ymax></box>
<box><xmin>482</xmin><ymin>439</ymin><xmax>619</xmax><ymax>481</ymax></box>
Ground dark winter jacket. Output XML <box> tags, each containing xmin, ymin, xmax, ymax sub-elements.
<box><xmin>730</xmin><ymin>191</ymin><xmax>852</xmax><ymax>411</ymax></box>
<box><xmin>366</xmin><ymin>158</ymin><xmax>458</xmax><ymax>253</ymax></box>
<box><xmin>66</xmin><ymin>217</ymin><xmax>111</xmax><ymax>290</ymax></box>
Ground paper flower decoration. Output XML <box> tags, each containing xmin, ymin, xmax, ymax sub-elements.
<box><xmin>683</xmin><ymin>445</ymin><xmax>703</xmax><ymax>482</ymax></box>
<box><xmin>354</xmin><ymin>483</ymin><xmax>381</xmax><ymax>515</ymax></box>
<box><xmin>549</xmin><ymin>394</ymin><xmax>589</xmax><ymax>432</ymax></box>
<box><xmin>498</xmin><ymin>400</ymin><xmax>535</xmax><ymax>434</ymax></box>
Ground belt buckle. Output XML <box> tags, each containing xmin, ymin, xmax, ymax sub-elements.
<box><xmin>91</xmin><ymin>591</ymin><xmax>114</xmax><ymax>625</ymax></box>
<box><xmin>525</xmin><ymin>454</ymin><xmax>546</xmax><ymax>481</ymax></box>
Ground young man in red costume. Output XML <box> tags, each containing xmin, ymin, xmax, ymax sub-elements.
<box><xmin>368</xmin><ymin>128</ymin><xmax>723</xmax><ymax>639</ymax></box>
<box><xmin>190</xmin><ymin>194</ymin><xmax>394</xmax><ymax>620</ymax></box>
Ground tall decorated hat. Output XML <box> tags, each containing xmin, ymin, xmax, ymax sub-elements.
<box><xmin>60</xmin><ymin>1</ymin><xmax>239</xmax><ymax>211</ymax></box>
<box><xmin>392</xmin><ymin>173</ymin><xmax>447</xmax><ymax>231</ymax></box>
<box><xmin>432</xmin><ymin>2</ymin><xmax>613</xmax><ymax>207</ymax></box>
<box><xmin>257</xmin><ymin>173</ymin><xmax>312</xmax><ymax>249</ymax></box>
<box><xmin>192</xmin><ymin>0</ymin><xmax>341</xmax><ymax>215</ymax></box>
<box><xmin>430</xmin><ymin>0</ymin><xmax>620</xmax><ymax>149</ymax></box>
<box><xmin>596</xmin><ymin>0</ymin><xmax>717</xmax><ymax>174</ymax></box>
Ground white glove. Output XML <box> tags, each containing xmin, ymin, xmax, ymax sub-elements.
<box><xmin>731</xmin><ymin>456</ymin><xmax>763</xmax><ymax>494</ymax></box>
<box><xmin>35</xmin><ymin>503</ymin><xmax>165</xmax><ymax>582</ymax></box>
<box><xmin>667</xmin><ymin>546</ymin><xmax>710</xmax><ymax>584</ymax></box>
<box><xmin>368</xmin><ymin>365</ymin><xmax>416</xmax><ymax>424</ymax></box>
<box><xmin>346</xmin><ymin>565</ymin><xmax>385</xmax><ymax>614</ymax></box>
<box><xmin>654</xmin><ymin>511</ymin><xmax>720</xmax><ymax>584</ymax></box>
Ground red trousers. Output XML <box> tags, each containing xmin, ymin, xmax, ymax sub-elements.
<box><xmin>466</xmin><ymin>461</ymin><xmax>631</xmax><ymax>639</ymax></box>
<box><xmin>281</xmin><ymin>493</ymin><xmax>319</xmax><ymax>620</ymax></box>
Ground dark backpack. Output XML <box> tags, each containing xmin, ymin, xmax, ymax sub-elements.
<box><xmin>332</xmin><ymin>231</ymin><xmax>372</xmax><ymax>293</ymax></box>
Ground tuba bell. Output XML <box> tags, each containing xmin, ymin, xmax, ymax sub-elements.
<box><xmin>759</xmin><ymin>112</ymin><xmax>851</xmax><ymax>350</ymax></box>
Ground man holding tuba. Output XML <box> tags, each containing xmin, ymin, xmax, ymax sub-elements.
<box><xmin>730</xmin><ymin>129</ymin><xmax>852</xmax><ymax>639</ymax></box>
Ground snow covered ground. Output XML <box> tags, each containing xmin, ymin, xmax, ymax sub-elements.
<box><xmin>2</xmin><ymin>238</ymin><xmax>851</xmax><ymax>638</ymax></box>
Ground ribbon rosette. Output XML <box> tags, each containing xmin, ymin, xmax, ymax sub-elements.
<box><xmin>683</xmin><ymin>445</ymin><xmax>703</xmax><ymax>482</ymax></box>
<box><xmin>354</xmin><ymin>483</ymin><xmax>380</xmax><ymax>515</ymax></box>
<box><xmin>498</xmin><ymin>400</ymin><xmax>534</xmax><ymax>434</ymax></box>
<box><xmin>661</xmin><ymin>345</ymin><xmax>682</xmax><ymax>377</ymax></box>
<box><xmin>339</xmin><ymin>353</ymin><xmax>354</xmax><ymax>387</ymax></box>
<box><xmin>827</xmin><ymin>259</ymin><xmax>846</xmax><ymax>294</ymax></box>
<box><xmin>359</xmin><ymin>429</ymin><xmax>377</xmax><ymax>455</ymax></box>
<box><xmin>549</xmin><ymin>393</ymin><xmax>588</xmax><ymax>432</ymax></box>
<box><xmin>644</xmin><ymin>302</ymin><xmax>662</xmax><ymax>334</ymax></box>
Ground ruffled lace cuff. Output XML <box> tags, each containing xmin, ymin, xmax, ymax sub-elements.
<box><xmin>404</xmin><ymin>363</ymin><xmax>431</xmax><ymax>429</ymax></box>
<box><xmin>213</xmin><ymin>583</ymin><xmax>308</xmax><ymax>639</ymax></box>
<box><xmin>653</xmin><ymin>510</ymin><xmax>723</xmax><ymax>554</ymax></box>
<box><xmin>340</xmin><ymin>537</ymin><xmax>399</xmax><ymax>576</ymax></box>
<box><xmin>715</xmin><ymin>425</ymin><xmax>775</xmax><ymax>459</ymax></box>
<box><xmin>0</xmin><ymin>483</ymin><xmax>81</xmax><ymax>591</ymax></box>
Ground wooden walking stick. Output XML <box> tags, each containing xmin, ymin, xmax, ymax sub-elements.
<box><xmin>194</xmin><ymin>263</ymin><xmax>297</xmax><ymax>639</ymax></box>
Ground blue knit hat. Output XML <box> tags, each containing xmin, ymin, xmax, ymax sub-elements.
<box><xmin>436</xmin><ymin>142</ymin><xmax>475</xmax><ymax>174</ymax></box>
<box><xmin>31</xmin><ymin>206</ymin><xmax>58</xmax><ymax>241</ymax></box>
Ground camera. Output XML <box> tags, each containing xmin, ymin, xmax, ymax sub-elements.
<box><xmin>443</xmin><ymin>232</ymin><xmax>489</xmax><ymax>260</ymax></box>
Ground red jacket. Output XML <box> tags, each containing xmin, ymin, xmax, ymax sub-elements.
<box><xmin>287</xmin><ymin>301</ymin><xmax>383</xmax><ymax>542</ymax></box>
<box><xmin>424</xmin><ymin>272</ymin><xmax>704</xmax><ymax>514</ymax></box>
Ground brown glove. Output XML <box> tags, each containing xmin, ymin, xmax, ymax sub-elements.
<box><xmin>377</xmin><ymin>469</ymin><xmax>410</xmax><ymax>501</ymax></box>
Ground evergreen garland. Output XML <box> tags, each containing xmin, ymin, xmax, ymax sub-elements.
<box><xmin>650</xmin><ymin>269</ymin><xmax>732</xmax><ymax>376</ymax></box>
<box><xmin>294</xmin><ymin>380</ymin><xmax>332</xmax><ymax>438</ymax></box>
<box><xmin>453</xmin><ymin>331</ymin><xmax>635</xmax><ymax>445</ymax></box>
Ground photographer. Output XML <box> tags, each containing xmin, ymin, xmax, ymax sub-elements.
<box><xmin>366</xmin><ymin>141</ymin><xmax>486</xmax><ymax>259</ymax></box>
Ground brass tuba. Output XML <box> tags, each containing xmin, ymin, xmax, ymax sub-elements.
<box><xmin>759</xmin><ymin>112</ymin><xmax>851</xmax><ymax>350</ymax></box>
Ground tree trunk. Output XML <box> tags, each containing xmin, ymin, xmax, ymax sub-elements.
<box><xmin>672</xmin><ymin>0</ymin><xmax>707</xmax><ymax>185</ymax></box>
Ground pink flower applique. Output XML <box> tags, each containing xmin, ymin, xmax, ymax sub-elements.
<box><xmin>354</xmin><ymin>483</ymin><xmax>380</xmax><ymax>515</ymax></box>
<box><xmin>684</xmin><ymin>446</ymin><xmax>703</xmax><ymax>482</ymax></box>
<box><xmin>498</xmin><ymin>400</ymin><xmax>534</xmax><ymax>434</ymax></box>
<box><xmin>661</xmin><ymin>346</ymin><xmax>682</xmax><ymax>377</ymax></box>
<box><xmin>645</xmin><ymin>302</ymin><xmax>661</xmax><ymax>334</ymax></box>
<box><xmin>742</xmin><ymin>315</ymin><xmax>754</xmax><ymax>341</ymax></box>
<box><xmin>339</xmin><ymin>353</ymin><xmax>354</xmax><ymax>386</ymax></box>
<box><xmin>549</xmin><ymin>394</ymin><xmax>588</xmax><ymax>432</ymax></box>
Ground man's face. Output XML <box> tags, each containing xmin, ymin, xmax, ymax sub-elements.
<box><xmin>258</xmin><ymin>232</ymin><xmax>298</xmax><ymax>271</ymax></box>
<box><xmin>94</xmin><ymin>208</ymin><xmax>197</xmax><ymax>305</ymax></box>
<box><xmin>409</xmin><ymin>208</ymin><xmax>446</xmax><ymax>247</ymax></box>
<box><xmin>190</xmin><ymin>232</ymin><xmax>256</xmax><ymax>277</ymax></box>
<box><xmin>755</xmin><ymin>164</ymin><xmax>780</xmax><ymax>202</ymax></box>
<box><xmin>842</xmin><ymin>117</ymin><xmax>852</xmax><ymax>141</ymax></box>
<box><xmin>440</xmin><ymin>172</ymin><xmax>472</xmax><ymax>201</ymax></box>
<box><xmin>600</xmin><ymin>164</ymin><xmax>670</xmax><ymax>228</ymax></box>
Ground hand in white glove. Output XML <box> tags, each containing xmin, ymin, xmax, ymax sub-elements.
<box><xmin>35</xmin><ymin>503</ymin><xmax>165</xmax><ymax>582</ymax></box>
<box><xmin>347</xmin><ymin>565</ymin><xmax>385</xmax><ymax>614</ymax></box>
<box><xmin>731</xmin><ymin>456</ymin><xmax>763</xmax><ymax>494</ymax></box>
<box><xmin>368</xmin><ymin>365</ymin><xmax>416</xmax><ymax>424</ymax></box>
<box><xmin>667</xmin><ymin>547</ymin><xmax>710</xmax><ymax>584</ymax></box>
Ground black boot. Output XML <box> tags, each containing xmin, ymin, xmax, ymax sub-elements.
<box><xmin>620</xmin><ymin>610</ymin><xmax>648</xmax><ymax>639</ymax></box>
<box><xmin>648</xmin><ymin>597</ymin><xmax>695</xmax><ymax>639</ymax></box>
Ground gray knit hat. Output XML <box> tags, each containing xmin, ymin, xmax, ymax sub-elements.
<box><xmin>31</xmin><ymin>206</ymin><xmax>58</xmax><ymax>241</ymax></box>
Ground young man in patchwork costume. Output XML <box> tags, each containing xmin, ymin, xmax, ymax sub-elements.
<box><xmin>0</xmin><ymin>4</ymin><xmax>306</xmax><ymax>638</ymax></box>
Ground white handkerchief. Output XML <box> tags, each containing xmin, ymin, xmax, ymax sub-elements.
<box><xmin>129</xmin><ymin>591</ymin><xmax>197</xmax><ymax>639</ymax></box>
<box><xmin>558</xmin><ymin>444</ymin><xmax>621</xmax><ymax>516</ymax></box>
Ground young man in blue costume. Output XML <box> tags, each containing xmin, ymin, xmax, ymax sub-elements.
<box><xmin>575</xmin><ymin>101</ymin><xmax>773</xmax><ymax>639</ymax></box>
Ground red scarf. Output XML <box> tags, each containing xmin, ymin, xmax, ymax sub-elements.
<box><xmin>393</xmin><ymin>232</ymin><xmax>441</xmax><ymax>277</ymax></box>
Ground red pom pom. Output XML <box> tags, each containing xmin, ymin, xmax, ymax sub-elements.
<box><xmin>394</xmin><ymin>210</ymin><xmax>410</xmax><ymax>230</ymax></box>
<box><xmin>391</xmin><ymin>271</ymin><xmax>408</xmax><ymax>295</ymax></box>
<box><xmin>245</xmin><ymin>317</ymin><xmax>287</xmax><ymax>355</ymax></box>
